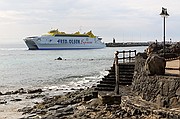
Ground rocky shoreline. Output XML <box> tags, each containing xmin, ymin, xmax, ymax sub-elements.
<box><xmin>0</xmin><ymin>87</ymin><xmax>83</xmax><ymax>119</ymax></box>
<box><xmin>18</xmin><ymin>86</ymin><xmax>140</xmax><ymax>119</ymax></box>
<box><xmin>15</xmin><ymin>84</ymin><xmax>179</xmax><ymax>119</ymax></box>
<box><xmin>0</xmin><ymin>73</ymin><xmax>179</xmax><ymax>119</ymax></box>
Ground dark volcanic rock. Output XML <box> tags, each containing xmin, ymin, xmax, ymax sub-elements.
<box><xmin>146</xmin><ymin>42</ymin><xmax>180</xmax><ymax>57</ymax></box>
<box><xmin>27</xmin><ymin>89</ymin><xmax>43</xmax><ymax>94</ymax></box>
<box><xmin>18</xmin><ymin>106</ymin><xmax>32</xmax><ymax>113</ymax></box>
<box><xmin>0</xmin><ymin>100</ymin><xmax>7</xmax><ymax>104</ymax></box>
<box><xmin>145</xmin><ymin>54</ymin><xmax>166</xmax><ymax>75</ymax></box>
<box><xmin>83</xmin><ymin>95</ymin><xmax>93</xmax><ymax>101</ymax></box>
<box><xmin>0</xmin><ymin>92</ymin><xmax>3</xmax><ymax>95</ymax></box>
<box><xmin>10</xmin><ymin>98</ymin><xmax>22</xmax><ymax>102</ymax></box>
<box><xmin>12</xmin><ymin>88</ymin><xmax>26</xmax><ymax>94</ymax></box>
<box><xmin>26</xmin><ymin>94</ymin><xmax>45</xmax><ymax>99</ymax></box>
<box><xmin>55</xmin><ymin>57</ymin><xmax>63</xmax><ymax>60</ymax></box>
<box><xmin>4</xmin><ymin>91</ymin><xmax>12</xmax><ymax>95</ymax></box>
<box><xmin>17</xmin><ymin>88</ymin><xmax>27</xmax><ymax>94</ymax></box>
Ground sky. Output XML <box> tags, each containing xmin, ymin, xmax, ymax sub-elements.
<box><xmin>0</xmin><ymin>0</ymin><xmax>179</xmax><ymax>44</ymax></box>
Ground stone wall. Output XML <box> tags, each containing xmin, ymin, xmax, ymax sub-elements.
<box><xmin>132</xmin><ymin>53</ymin><xmax>180</xmax><ymax>108</ymax></box>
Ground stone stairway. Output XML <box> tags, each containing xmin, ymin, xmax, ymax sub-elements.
<box><xmin>95</xmin><ymin>62</ymin><xmax>135</xmax><ymax>91</ymax></box>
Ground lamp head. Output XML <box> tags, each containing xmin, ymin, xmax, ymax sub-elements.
<box><xmin>160</xmin><ymin>7</ymin><xmax>169</xmax><ymax>17</ymax></box>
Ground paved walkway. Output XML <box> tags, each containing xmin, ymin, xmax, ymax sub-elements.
<box><xmin>166</xmin><ymin>59</ymin><xmax>180</xmax><ymax>75</ymax></box>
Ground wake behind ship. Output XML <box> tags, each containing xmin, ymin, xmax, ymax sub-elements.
<box><xmin>24</xmin><ymin>29</ymin><xmax>106</xmax><ymax>50</ymax></box>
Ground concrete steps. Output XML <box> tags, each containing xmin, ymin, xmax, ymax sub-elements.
<box><xmin>95</xmin><ymin>62</ymin><xmax>135</xmax><ymax>91</ymax></box>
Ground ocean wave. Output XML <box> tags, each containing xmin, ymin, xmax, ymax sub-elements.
<box><xmin>42</xmin><ymin>72</ymin><xmax>105</xmax><ymax>93</ymax></box>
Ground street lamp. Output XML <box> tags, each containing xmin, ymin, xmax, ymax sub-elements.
<box><xmin>160</xmin><ymin>7</ymin><xmax>169</xmax><ymax>57</ymax></box>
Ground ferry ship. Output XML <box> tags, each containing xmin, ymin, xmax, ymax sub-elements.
<box><xmin>24</xmin><ymin>29</ymin><xmax>106</xmax><ymax>50</ymax></box>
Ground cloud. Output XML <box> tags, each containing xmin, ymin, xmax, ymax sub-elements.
<box><xmin>0</xmin><ymin>0</ymin><xmax>179</xmax><ymax>43</ymax></box>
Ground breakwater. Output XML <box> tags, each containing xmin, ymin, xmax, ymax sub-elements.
<box><xmin>106</xmin><ymin>42</ymin><xmax>149</xmax><ymax>47</ymax></box>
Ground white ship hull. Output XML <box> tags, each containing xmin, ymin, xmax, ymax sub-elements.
<box><xmin>24</xmin><ymin>35</ymin><xmax>106</xmax><ymax>50</ymax></box>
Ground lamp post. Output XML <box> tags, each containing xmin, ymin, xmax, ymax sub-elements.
<box><xmin>160</xmin><ymin>7</ymin><xmax>169</xmax><ymax>57</ymax></box>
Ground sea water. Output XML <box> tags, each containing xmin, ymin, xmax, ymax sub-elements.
<box><xmin>0</xmin><ymin>43</ymin><xmax>147</xmax><ymax>93</ymax></box>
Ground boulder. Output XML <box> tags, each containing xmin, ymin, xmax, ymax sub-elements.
<box><xmin>55</xmin><ymin>57</ymin><xmax>63</xmax><ymax>60</ymax></box>
<box><xmin>146</xmin><ymin>42</ymin><xmax>180</xmax><ymax>55</ymax></box>
<box><xmin>10</xmin><ymin>98</ymin><xmax>22</xmax><ymax>102</ymax></box>
<box><xmin>146</xmin><ymin>43</ymin><xmax>163</xmax><ymax>55</ymax></box>
<box><xmin>170</xmin><ymin>42</ymin><xmax>180</xmax><ymax>54</ymax></box>
<box><xmin>84</xmin><ymin>95</ymin><xmax>93</xmax><ymax>101</ymax></box>
<box><xmin>0</xmin><ymin>100</ymin><xmax>7</xmax><ymax>104</ymax></box>
<box><xmin>176</xmin><ymin>87</ymin><xmax>180</xmax><ymax>96</ymax></box>
<box><xmin>136</xmin><ymin>52</ymin><xmax>148</xmax><ymax>59</ymax></box>
<box><xmin>27</xmin><ymin>88</ymin><xmax>43</xmax><ymax>94</ymax></box>
<box><xmin>145</xmin><ymin>54</ymin><xmax>166</xmax><ymax>75</ymax></box>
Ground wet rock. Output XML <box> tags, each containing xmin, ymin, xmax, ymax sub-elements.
<box><xmin>4</xmin><ymin>91</ymin><xmax>12</xmax><ymax>95</ymax></box>
<box><xmin>7</xmin><ymin>88</ymin><xmax>27</xmax><ymax>95</ymax></box>
<box><xmin>0</xmin><ymin>92</ymin><xmax>3</xmax><ymax>95</ymax></box>
<box><xmin>79</xmin><ymin>88</ymin><xmax>84</xmax><ymax>91</ymax></box>
<box><xmin>17</xmin><ymin>88</ymin><xmax>27</xmax><ymax>94</ymax></box>
<box><xmin>55</xmin><ymin>57</ymin><xmax>62</xmax><ymax>60</ymax></box>
<box><xmin>70</xmin><ymin>88</ymin><xmax>76</xmax><ymax>90</ymax></box>
<box><xmin>27</xmin><ymin>88</ymin><xmax>43</xmax><ymax>94</ymax></box>
<box><xmin>18</xmin><ymin>106</ymin><xmax>33</xmax><ymax>114</ymax></box>
<box><xmin>10</xmin><ymin>98</ymin><xmax>22</xmax><ymax>101</ymax></box>
<box><xmin>0</xmin><ymin>100</ymin><xmax>7</xmax><ymax>104</ymax></box>
<box><xmin>11</xmin><ymin>90</ymin><xmax>19</xmax><ymax>94</ymax></box>
<box><xmin>26</xmin><ymin>94</ymin><xmax>45</xmax><ymax>99</ymax></box>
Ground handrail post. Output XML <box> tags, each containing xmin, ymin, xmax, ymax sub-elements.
<box><xmin>114</xmin><ymin>51</ymin><xmax>119</xmax><ymax>95</ymax></box>
<box><xmin>123</xmin><ymin>51</ymin><xmax>125</xmax><ymax>63</ymax></box>
<box><xmin>129</xmin><ymin>50</ymin><xmax>131</xmax><ymax>62</ymax></box>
